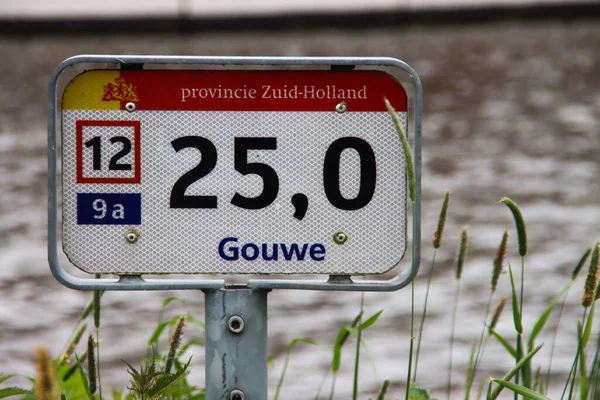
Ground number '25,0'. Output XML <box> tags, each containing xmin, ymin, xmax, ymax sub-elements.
<box><xmin>169</xmin><ymin>136</ymin><xmax>376</xmax><ymax>211</ymax></box>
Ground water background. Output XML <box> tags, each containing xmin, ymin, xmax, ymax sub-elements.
<box><xmin>1</xmin><ymin>17</ymin><xmax>600</xmax><ymax>399</ymax></box>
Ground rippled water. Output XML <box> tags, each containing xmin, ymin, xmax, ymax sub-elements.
<box><xmin>1</xmin><ymin>19</ymin><xmax>600</xmax><ymax>399</ymax></box>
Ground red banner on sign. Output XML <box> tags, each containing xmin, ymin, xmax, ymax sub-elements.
<box><xmin>113</xmin><ymin>70</ymin><xmax>407</xmax><ymax>112</ymax></box>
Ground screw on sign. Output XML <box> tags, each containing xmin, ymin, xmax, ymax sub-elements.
<box><xmin>125</xmin><ymin>102</ymin><xmax>136</xmax><ymax>112</ymax></box>
<box><xmin>333</xmin><ymin>231</ymin><xmax>349</xmax><ymax>245</ymax></box>
<box><xmin>227</xmin><ymin>315</ymin><xmax>245</xmax><ymax>334</ymax></box>
<box><xmin>125</xmin><ymin>230</ymin><xmax>139</xmax><ymax>244</ymax></box>
<box><xmin>335</xmin><ymin>101</ymin><xmax>347</xmax><ymax>113</ymax></box>
<box><xmin>230</xmin><ymin>390</ymin><xmax>246</xmax><ymax>400</ymax></box>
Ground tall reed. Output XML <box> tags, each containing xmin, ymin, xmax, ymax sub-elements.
<box><xmin>448</xmin><ymin>228</ymin><xmax>468</xmax><ymax>400</ymax></box>
<box><xmin>546</xmin><ymin>247</ymin><xmax>592</xmax><ymax>390</ymax></box>
<box><xmin>353</xmin><ymin>293</ymin><xmax>365</xmax><ymax>400</ymax></box>
<box><xmin>501</xmin><ymin>197</ymin><xmax>527</xmax><ymax>398</ymax></box>
<box><xmin>385</xmin><ymin>99</ymin><xmax>415</xmax><ymax>204</ymax></box>
<box><xmin>385</xmin><ymin>97</ymin><xmax>416</xmax><ymax>400</ymax></box>
<box><xmin>467</xmin><ymin>230</ymin><xmax>509</xmax><ymax>398</ymax></box>
<box><xmin>414</xmin><ymin>190</ymin><xmax>450</xmax><ymax>382</ymax></box>
<box><xmin>562</xmin><ymin>241</ymin><xmax>600</xmax><ymax>400</ymax></box>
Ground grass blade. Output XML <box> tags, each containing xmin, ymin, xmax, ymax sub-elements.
<box><xmin>178</xmin><ymin>339</ymin><xmax>205</xmax><ymax>355</ymax></box>
<box><xmin>385</xmin><ymin>98</ymin><xmax>415</xmax><ymax>203</ymax></box>
<box><xmin>161</xmin><ymin>296</ymin><xmax>187</xmax><ymax>309</ymax></box>
<box><xmin>534</xmin><ymin>366</ymin><xmax>544</xmax><ymax>394</ymax></box>
<box><xmin>274</xmin><ymin>338</ymin><xmax>317</xmax><ymax>400</ymax></box>
<box><xmin>186</xmin><ymin>315</ymin><xmax>205</xmax><ymax>329</ymax></box>
<box><xmin>0</xmin><ymin>388</ymin><xmax>34</xmax><ymax>398</ymax></box>
<box><xmin>357</xmin><ymin>310</ymin><xmax>383</xmax><ymax>330</ymax></box>
<box><xmin>519</xmin><ymin>336</ymin><xmax>532</xmax><ymax>390</ymax></box>
<box><xmin>376</xmin><ymin>380</ymin><xmax>390</xmax><ymax>400</ymax></box>
<box><xmin>573</xmin><ymin>248</ymin><xmax>593</xmax><ymax>281</ymax></box>
<box><xmin>527</xmin><ymin>299</ymin><xmax>559</xmax><ymax>349</ymax></box>
<box><xmin>489</xmin><ymin>328</ymin><xmax>517</xmax><ymax>359</ymax></box>
<box><xmin>447</xmin><ymin>277</ymin><xmax>462</xmax><ymax>400</ymax></box>
<box><xmin>491</xmin><ymin>379</ymin><xmax>550</xmax><ymax>400</ymax></box>
<box><xmin>579</xmin><ymin>304</ymin><xmax>595</xmax><ymax>400</ymax></box>
<box><xmin>290</xmin><ymin>337</ymin><xmax>318</xmax><ymax>348</ymax></box>
<box><xmin>332</xmin><ymin>327</ymin><xmax>359</xmax><ymax>373</ymax></box>
<box><xmin>0</xmin><ymin>375</ymin><xmax>15</xmax><ymax>385</ymax></box>
<box><xmin>489</xmin><ymin>344</ymin><xmax>543</xmax><ymax>400</ymax></box>
<box><xmin>508</xmin><ymin>263</ymin><xmax>523</xmax><ymax>334</ymax></box>
<box><xmin>74</xmin><ymin>354</ymin><xmax>93</xmax><ymax>400</ymax></box>
<box><xmin>353</xmin><ymin>293</ymin><xmax>365</xmax><ymax>400</ymax></box>
<box><xmin>465</xmin><ymin>342</ymin><xmax>477</xmax><ymax>400</ymax></box>
<box><xmin>148</xmin><ymin>316</ymin><xmax>181</xmax><ymax>346</ymax></box>
<box><xmin>582</xmin><ymin>303</ymin><xmax>596</xmax><ymax>348</ymax></box>
<box><xmin>589</xmin><ymin>332</ymin><xmax>600</xmax><ymax>400</ymax></box>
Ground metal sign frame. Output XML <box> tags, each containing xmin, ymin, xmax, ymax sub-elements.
<box><xmin>48</xmin><ymin>55</ymin><xmax>422</xmax><ymax>291</ymax></box>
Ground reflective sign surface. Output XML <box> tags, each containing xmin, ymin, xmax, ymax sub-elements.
<box><xmin>61</xmin><ymin>70</ymin><xmax>408</xmax><ymax>274</ymax></box>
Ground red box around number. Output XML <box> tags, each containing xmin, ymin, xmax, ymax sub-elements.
<box><xmin>76</xmin><ymin>120</ymin><xmax>141</xmax><ymax>184</ymax></box>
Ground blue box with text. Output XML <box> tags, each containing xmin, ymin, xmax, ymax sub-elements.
<box><xmin>77</xmin><ymin>193</ymin><xmax>141</xmax><ymax>225</ymax></box>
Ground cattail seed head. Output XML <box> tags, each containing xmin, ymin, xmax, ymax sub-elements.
<box><xmin>59</xmin><ymin>322</ymin><xmax>87</xmax><ymax>364</ymax></box>
<box><xmin>500</xmin><ymin>197</ymin><xmax>527</xmax><ymax>257</ymax></box>
<box><xmin>385</xmin><ymin>98</ymin><xmax>415</xmax><ymax>204</ymax></box>
<box><xmin>165</xmin><ymin>316</ymin><xmax>186</xmax><ymax>373</ymax></box>
<box><xmin>594</xmin><ymin>279</ymin><xmax>600</xmax><ymax>301</ymax></box>
<box><xmin>433</xmin><ymin>190</ymin><xmax>450</xmax><ymax>249</ymax></box>
<box><xmin>87</xmin><ymin>334</ymin><xmax>97</xmax><ymax>394</ymax></box>
<box><xmin>573</xmin><ymin>248</ymin><xmax>592</xmax><ymax>281</ymax></box>
<box><xmin>34</xmin><ymin>346</ymin><xmax>58</xmax><ymax>400</ymax></box>
<box><xmin>488</xmin><ymin>297</ymin><xmax>507</xmax><ymax>335</ymax></box>
<box><xmin>492</xmin><ymin>230</ymin><xmax>509</xmax><ymax>293</ymax></box>
<box><xmin>455</xmin><ymin>228</ymin><xmax>469</xmax><ymax>280</ymax></box>
<box><xmin>581</xmin><ymin>242</ymin><xmax>600</xmax><ymax>308</ymax></box>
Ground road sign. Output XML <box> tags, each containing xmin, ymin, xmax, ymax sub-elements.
<box><xmin>59</xmin><ymin>68</ymin><xmax>409</xmax><ymax>275</ymax></box>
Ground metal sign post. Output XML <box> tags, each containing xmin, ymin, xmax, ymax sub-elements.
<box><xmin>48</xmin><ymin>55</ymin><xmax>422</xmax><ymax>398</ymax></box>
<box><xmin>204</xmin><ymin>289</ymin><xmax>269</xmax><ymax>400</ymax></box>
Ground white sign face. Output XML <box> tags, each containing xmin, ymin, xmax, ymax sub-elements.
<box><xmin>61</xmin><ymin>69</ymin><xmax>408</xmax><ymax>275</ymax></box>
